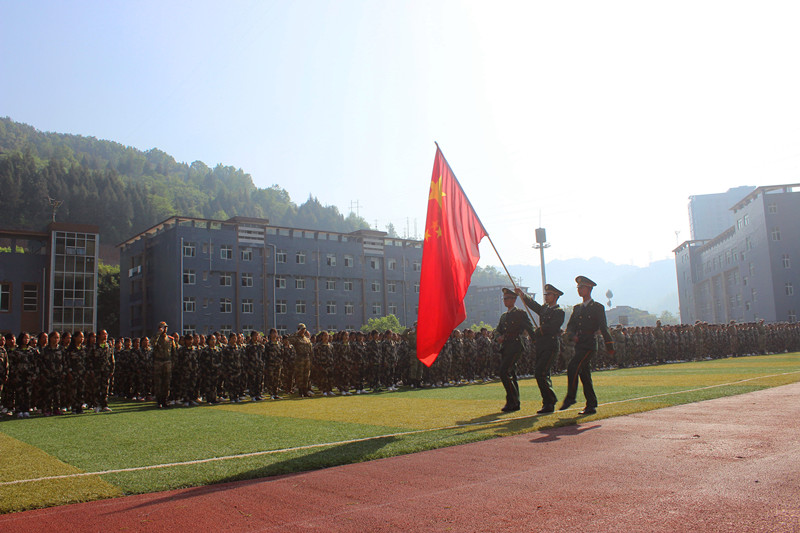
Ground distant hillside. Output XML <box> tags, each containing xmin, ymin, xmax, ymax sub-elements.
<box><xmin>0</xmin><ymin>117</ymin><xmax>370</xmax><ymax>254</ymax></box>
<box><xmin>507</xmin><ymin>258</ymin><xmax>679</xmax><ymax>315</ymax></box>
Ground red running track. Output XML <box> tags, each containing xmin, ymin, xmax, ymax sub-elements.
<box><xmin>2</xmin><ymin>382</ymin><xmax>799</xmax><ymax>532</ymax></box>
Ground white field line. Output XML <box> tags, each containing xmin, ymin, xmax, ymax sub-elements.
<box><xmin>2</xmin><ymin>370</ymin><xmax>798</xmax><ymax>487</ymax></box>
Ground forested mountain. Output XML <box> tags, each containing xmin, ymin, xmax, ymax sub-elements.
<box><xmin>0</xmin><ymin>117</ymin><xmax>370</xmax><ymax>247</ymax></box>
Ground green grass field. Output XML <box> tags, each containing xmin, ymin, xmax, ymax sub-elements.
<box><xmin>2</xmin><ymin>353</ymin><xmax>800</xmax><ymax>514</ymax></box>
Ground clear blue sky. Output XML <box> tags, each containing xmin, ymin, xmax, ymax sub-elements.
<box><xmin>4</xmin><ymin>0</ymin><xmax>800</xmax><ymax>272</ymax></box>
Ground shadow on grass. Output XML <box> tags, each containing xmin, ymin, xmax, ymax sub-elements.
<box><xmin>113</xmin><ymin>435</ymin><xmax>397</xmax><ymax>513</ymax></box>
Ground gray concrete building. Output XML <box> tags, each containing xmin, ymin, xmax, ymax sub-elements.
<box><xmin>687</xmin><ymin>185</ymin><xmax>755</xmax><ymax>240</ymax></box>
<box><xmin>1</xmin><ymin>223</ymin><xmax>100</xmax><ymax>334</ymax></box>
<box><xmin>118</xmin><ymin>216</ymin><xmax>425</xmax><ymax>337</ymax></box>
<box><xmin>674</xmin><ymin>184</ymin><xmax>800</xmax><ymax>324</ymax></box>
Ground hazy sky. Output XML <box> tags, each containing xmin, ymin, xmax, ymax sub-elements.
<box><xmin>4</xmin><ymin>1</ymin><xmax>800</xmax><ymax>272</ymax></box>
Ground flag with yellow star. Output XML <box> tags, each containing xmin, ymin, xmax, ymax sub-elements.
<box><xmin>416</xmin><ymin>146</ymin><xmax>487</xmax><ymax>367</ymax></box>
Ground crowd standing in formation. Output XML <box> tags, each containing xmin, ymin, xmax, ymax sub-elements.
<box><xmin>2</xmin><ymin>303</ymin><xmax>800</xmax><ymax>419</ymax></box>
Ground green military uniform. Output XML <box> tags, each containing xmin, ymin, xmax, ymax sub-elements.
<box><xmin>495</xmin><ymin>288</ymin><xmax>535</xmax><ymax>412</ymax></box>
<box><xmin>519</xmin><ymin>285</ymin><xmax>565</xmax><ymax>412</ymax></box>
<box><xmin>562</xmin><ymin>276</ymin><xmax>614</xmax><ymax>414</ymax></box>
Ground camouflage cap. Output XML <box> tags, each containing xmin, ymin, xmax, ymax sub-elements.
<box><xmin>158</xmin><ymin>321</ymin><xmax>168</xmax><ymax>328</ymax></box>
<box><xmin>297</xmin><ymin>323</ymin><xmax>307</xmax><ymax>330</ymax></box>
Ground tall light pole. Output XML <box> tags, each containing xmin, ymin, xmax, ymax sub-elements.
<box><xmin>533</xmin><ymin>227</ymin><xmax>549</xmax><ymax>297</ymax></box>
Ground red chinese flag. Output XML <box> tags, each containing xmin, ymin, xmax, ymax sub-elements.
<box><xmin>416</xmin><ymin>146</ymin><xmax>487</xmax><ymax>367</ymax></box>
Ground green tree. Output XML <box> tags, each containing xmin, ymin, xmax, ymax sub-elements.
<box><xmin>658</xmin><ymin>310</ymin><xmax>679</xmax><ymax>325</ymax></box>
<box><xmin>97</xmin><ymin>262</ymin><xmax>120</xmax><ymax>337</ymax></box>
<box><xmin>360</xmin><ymin>315</ymin><xmax>404</xmax><ymax>333</ymax></box>
<box><xmin>469</xmin><ymin>321</ymin><xmax>494</xmax><ymax>332</ymax></box>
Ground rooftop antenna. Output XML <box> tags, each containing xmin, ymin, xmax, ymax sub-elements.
<box><xmin>47</xmin><ymin>197</ymin><xmax>63</xmax><ymax>222</ymax></box>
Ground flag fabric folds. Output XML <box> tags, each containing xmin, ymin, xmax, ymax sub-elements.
<box><xmin>416</xmin><ymin>146</ymin><xmax>487</xmax><ymax>367</ymax></box>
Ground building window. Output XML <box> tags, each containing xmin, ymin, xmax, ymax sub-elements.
<box><xmin>326</xmin><ymin>279</ymin><xmax>336</xmax><ymax>290</ymax></box>
<box><xmin>746</xmin><ymin>237</ymin><xmax>753</xmax><ymax>251</ymax></box>
<box><xmin>345</xmin><ymin>302</ymin><xmax>354</xmax><ymax>315</ymax></box>
<box><xmin>220</xmin><ymin>245</ymin><xmax>233</xmax><ymax>260</ymax></box>
<box><xmin>242</xmin><ymin>273</ymin><xmax>254</xmax><ymax>287</ymax></box>
<box><xmin>743</xmin><ymin>214</ymin><xmax>750</xmax><ymax>226</ymax></box>
<box><xmin>0</xmin><ymin>283</ymin><xmax>10</xmax><ymax>312</ymax></box>
<box><xmin>23</xmin><ymin>285</ymin><xmax>38</xmax><ymax>312</ymax></box>
<box><xmin>241</xmin><ymin>248</ymin><xmax>253</xmax><ymax>261</ymax></box>
<box><xmin>220</xmin><ymin>273</ymin><xmax>232</xmax><ymax>286</ymax></box>
<box><xmin>783</xmin><ymin>254</ymin><xmax>791</xmax><ymax>269</ymax></box>
<box><xmin>388</xmin><ymin>259</ymin><xmax>397</xmax><ymax>270</ymax></box>
<box><xmin>371</xmin><ymin>281</ymin><xmax>381</xmax><ymax>292</ymax></box>
<box><xmin>388</xmin><ymin>303</ymin><xmax>397</xmax><ymax>316</ymax></box>
<box><xmin>786</xmin><ymin>282</ymin><xmax>794</xmax><ymax>296</ymax></box>
<box><xmin>344</xmin><ymin>280</ymin><xmax>353</xmax><ymax>291</ymax></box>
<box><xmin>771</xmin><ymin>227</ymin><xmax>781</xmax><ymax>241</ymax></box>
<box><xmin>414</xmin><ymin>283</ymin><xmax>420</xmax><ymax>293</ymax></box>
<box><xmin>344</xmin><ymin>255</ymin><xmax>354</xmax><ymax>267</ymax></box>
<box><xmin>369</xmin><ymin>257</ymin><xmax>380</xmax><ymax>270</ymax></box>
<box><xmin>275</xmin><ymin>276</ymin><xmax>286</xmax><ymax>289</ymax></box>
<box><xmin>183</xmin><ymin>297</ymin><xmax>196</xmax><ymax>312</ymax></box>
<box><xmin>183</xmin><ymin>242</ymin><xmax>196</xmax><ymax>257</ymax></box>
<box><xmin>242</xmin><ymin>299</ymin><xmax>254</xmax><ymax>313</ymax></box>
<box><xmin>183</xmin><ymin>269</ymin><xmax>196</xmax><ymax>285</ymax></box>
<box><xmin>183</xmin><ymin>325</ymin><xmax>196</xmax><ymax>335</ymax></box>
<box><xmin>326</xmin><ymin>254</ymin><xmax>336</xmax><ymax>267</ymax></box>
<box><xmin>276</xmin><ymin>250</ymin><xmax>287</xmax><ymax>263</ymax></box>
<box><xmin>412</xmin><ymin>261</ymin><xmax>421</xmax><ymax>272</ymax></box>
<box><xmin>751</xmin><ymin>288</ymin><xmax>757</xmax><ymax>303</ymax></box>
<box><xmin>220</xmin><ymin>325</ymin><xmax>233</xmax><ymax>336</ymax></box>
<box><xmin>768</xmin><ymin>203</ymin><xmax>778</xmax><ymax>214</ymax></box>
<box><xmin>276</xmin><ymin>300</ymin><xmax>287</xmax><ymax>314</ymax></box>
<box><xmin>296</xmin><ymin>251</ymin><xmax>306</xmax><ymax>264</ymax></box>
<box><xmin>276</xmin><ymin>324</ymin><xmax>287</xmax><ymax>335</ymax></box>
<box><xmin>387</xmin><ymin>282</ymin><xmax>396</xmax><ymax>293</ymax></box>
<box><xmin>296</xmin><ymin>300</ymin><xmax>306</xmax><ymax>314</ymax></box>
<box><xmin>220</xmin><ymin>298</ymin><xmax>232</xmax><ymax>313</ymax></box>
<box><xmin>326</xmin><ymin>301</ymin><xmax>336</xmax><ymax>314</ymax></box>
<box><xmin>295</xmin><ymin>277</ymin><xmax>306</xmax><ymax>289</ymax></box>
<box><xmin>372</xmin><ymin>303</ymin><xmax>382</xmax><ymax>315</ymax></box>
<box><xmin>789</xmin><ymin>310</ymin><xmax>797</xmax><ymax>322</ymax></box>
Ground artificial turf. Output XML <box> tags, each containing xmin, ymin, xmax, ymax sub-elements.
<box><xmin>1</xmin><ymin>353</ymin><xmax>799</xmax><ymax>513</ymax></box>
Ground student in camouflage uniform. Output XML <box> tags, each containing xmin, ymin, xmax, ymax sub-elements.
<box><xmin>313</xmin><ymin>331</ymin><xmax>335</xmax><ymax>396</ymax></box>
<box><xmin>245</xmin><ymin>331</ymin><xmax>264</xmax><ymax>401</ymax></box>
<box><xmin>263</xmin><ymin>329</ymin><xmax>283</xmax><ymax>399</ymax></box>
<box><xmin>152</xmin><ymin>322</ymin><xmax>176</xmax><ymax>409</ymax></box>
<box><xmin>0</xmin><ymin>335</ymin><xmax>8</xmax><ymax>414</ymax></box>
<box><xmin>65</xmin><ymin>331</ymin><xmax>86</xmax><ymax>413</ymax></box>
<box><xmin>289</xmin><ymin>324</ymin><xmax>313</xmax><ymax>397</ymax></box>
<box><xmin>90</xmin><ymin>330</ymin><xmax>114</xmax><ymax>412</ymax></box>
<box><xmin>198</xmin><ymin>334</ymin><xmax>222</xmax><ymax>404</ymax></box>
<box><xmin>40</xmin><ymin>332</ymin><xmax>63</xmax><ymax>415</ymax></box>
<box><xmin>10</xmin><ymin>332</ymin><xmax>34</xmax><ymax>418</ymax></box>
<box><xmin>222</xmin><ymin>332</ymin><xmax>243</xmax><ymax>402</ymax></box>
<box><xmin>333</xmin><ymin>331</ymin><xmax>352</xmax><ymax>395</ymax></box>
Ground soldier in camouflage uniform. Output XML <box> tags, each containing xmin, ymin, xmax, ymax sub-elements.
<box><xmin>289</xmin><ymin>324</ymin><xmax>313</xmax><ymax>397</ymax></box>
<box><xmin>65</xmin><ymin>332</ymin><xmax>86</xmax><ymax>413</ymax></box>
<box><xmin>10</xmin><ymin>332</ymin><xmax>34</xmax><ymax>418</ymax></box>
<box><xmin>222</xmin><ymin>332</ymin><xmax>243</xmax><ymax>402</ymax></box>
<box><xmin>313</xmin><ymin>331</ymin><xmax>335</xmax><ymax>396</ymax></box>
<box><xmin>198</xmin><ymin>334</ymin><xmax>222</xmax><ymax>404</ymax></box>
<box><xmin>333</xmin><ymin>331</ymin><xmax>352</xmax><ymax>395</ymax></box>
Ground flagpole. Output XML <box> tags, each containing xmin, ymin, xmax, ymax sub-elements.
<box><xmin>433</xmin><ymin>142</ymin><xmax>539</xmax><ymax>327</ymax></box>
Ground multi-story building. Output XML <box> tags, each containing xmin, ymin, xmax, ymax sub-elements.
<box><xmin>674</xmin><ymin>184</ymin><xmax>800</xmax><ymax>324</ymax></box>
<box><xmin>687</xmin><ymin>185</ymin><xmax>755</xmax><ymax>240</ymax></box>
<box><xmin>119</xmin><ymin>216</ymin><xmax>425</xmax><ymax>337</ymax></box>
<box><xmin>0</xmin><ymin>223</ymin><xmax>100</xmax><ymax>334</ymax></box>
